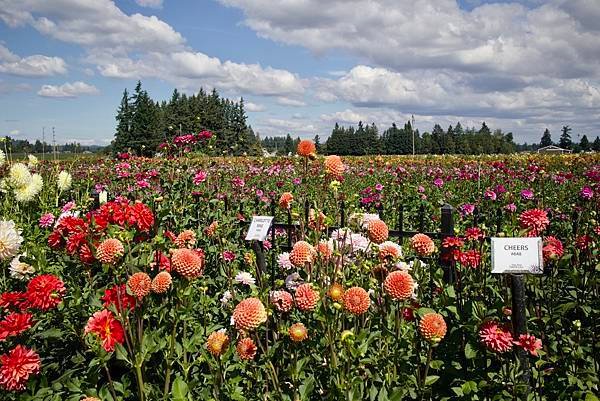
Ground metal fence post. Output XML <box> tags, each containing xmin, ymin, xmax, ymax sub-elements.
<box><xmin>440</xmin><ymin>204</ymin><xmax>455</xmax><ymax>284</ymax></box>
<box><xmin>510</xmin><ymin>274</ymin><xmax>531</xmax><ymax>388</ymax></box>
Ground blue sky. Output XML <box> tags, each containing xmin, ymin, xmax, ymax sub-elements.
<box><xmin>1</xmin><ymin>0</ymin><xmax>599</xmax><ymax>146</ymax></box>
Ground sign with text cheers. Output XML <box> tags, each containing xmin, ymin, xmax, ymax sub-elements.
<box><xmin>245</xmin><ymin>216</ymin><xmax>274</xmax><ymax>242</ymax></box>
<box><xmin>491</xmin><ymin>237</ymin><xmax>544</xmax><ymax>274</ymax></box>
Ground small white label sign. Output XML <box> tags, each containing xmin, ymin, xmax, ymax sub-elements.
<box><xmin>245</xmin><ymin>216</ymin><xmax>274</xmax><ymax>241</ymax></box>
<box><xmin>491</xmin><ymin>237</ymin><xmax>543</xmax><ymax>274</ymax></box>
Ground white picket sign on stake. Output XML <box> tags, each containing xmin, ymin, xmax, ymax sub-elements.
<box><xmin>491</xmin><ymin>237</ymin><xmax>543</xmax><ymax>274</ymax></box>
<box><xmin>245</xmin><ymin>216</ymin><xmax>274</xmax><ymax>242</ymax></box>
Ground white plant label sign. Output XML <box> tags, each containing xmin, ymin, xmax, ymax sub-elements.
<box><xmin>245</xmin><ymin>216</ymin><xmax>274</xmax><ymax>242</ymax></box>
<box><xmin>491</xmin><ymin>237</ymin><xmax>543</xmax><ymax>274</ymax></box>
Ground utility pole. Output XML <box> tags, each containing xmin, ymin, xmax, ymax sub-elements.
<box><xmin>52</xmin><ymin>127</ymin><xmax>56</xmax><ymax>161</ymax></box>
<box><xmin>411</xmin><ymin>114</ymin><xmax>416</xmax><ymax>155</ymax></box>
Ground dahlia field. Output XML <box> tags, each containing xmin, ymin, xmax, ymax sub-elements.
<box><xmin>0</xmin><ymin>146</ymin><xmax>598</xmax><ymax>401</ymax></box>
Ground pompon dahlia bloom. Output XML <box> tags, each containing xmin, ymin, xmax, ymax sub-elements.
<box><xmin>0</xmin><ymin>312</ymin><xmax>33</xmax><ymax>341</ymax></box>
<box><xmin>367</xmin><ymin>219</ymin><xmax>389</xmax><ymax>244</ymax></box>
<box><xmin>419</xmin><ymin>313</ymin><xmax>447</xmax><ymax>343</ymax></box>
<box><xmin>84</xmin><ymin>309</ymin><xmax>125</xmax><ymax>352</ymax></box>
<box><xmin>81</xmin><ymin>397</ymin><xmax>101</xmax><ymax>401</ymax></box>
<box><xmin>289</xmin><ymin>323</ymin><xmax>308</xmax><ymax>342</ymax></box>
<box><xmin>206</xmin><ymin>329</ymin><xmax>230</xmax><ymax>357</ymax></box>
<box><xmin>236</xmin><ymin>337</ymin><xmax>257</xmax><ymax>360</ymax></box>
<box><xmin>96</xmin><ymin>238</ymin><xmax>125</xmax><ymax>265</ymax></box>
<box><xmin>174</xmin><ymin>230</ymin><xmax>196</xmax><ymax>248</ymax></box>
<box><xmin>327</xmin><ymin>283</ymin><xmax>344</xmax><ymax>302</ymax></box>
<box><xmin>543</xmin><ymin>236</ymin><xmax>564</xmax><ymax>261</ymax></box>
<box><xmin>479</xmin><ymin>320</ymin><xmax>513</xmax><ymax>353</ymax></box>
<box><xmin>294</xmin><ymin>283</ymin><xmax>320</xmax><ymax>311</ymax></box>
<box><xmin>0</xmin><ymin>220</ymin><xmax>23</xmax><ymax>261</ymax></box>
<box><xmin>278</xmin><ymin>192</ymin><xmax>294</xmax><ymax>210</ymax></box>
<box><xmin>324</xmin><ymin>155</ymin><xmax>345</xmax><ymax>176</ymax></box>
<box><xmin>151</xmin><ymin>271</ymin><xmax>172</xmax><ymax>294</ymax></box>
<box><xmin>232</xmin><ymin>298</ymin><xmax>267</xmax><ymax>331</ymax></box>
<box><xmin>519</xmin><ymin>209</ymin><xmax>549</xmax><ymax>236</ymax></box>
<box><xmin>379</xmin><ymin>241</ymin><xmax>402</xmax><ymax>260</ymax></box>
<box><xmin>101</xmin><ymin>284</ymin><xmax>136</xmax><ymax>312</ymax></box>
<box><xmin>297</xmin><ymin>139</ymin><xmax>316</xmax><ymax>157</ymax></box>
<box><xmin>0</xmin><ymin>345</ymin><xmax>41</xmax><ymax>391</ymax></box>
<box><xmin>514</xmin><ymin>334</ymin><xmax>542</xmax><ymax>356</ymax></box>
<box><xmin>26</xmin><ymin>274</ymin><xmax>66</xmax><ymax>311</ymax></box>
<box><xmin>289</xmin><ymin>241</ymin><xmax>314</xmax><ymax>268</ymax></box>
<box><xmin>127</xmin><ymin>272</ymin><xmax>152</xmax><ymax>299</ymax></box>
<box><xmin>384</xmin><ymin>270</ymin><xmax>415</xmax><ymax>300</ymax></box>
<box><xmin>171</xmin><ymin>248</ymin><xmax>204</xmax><ymax>279</ymax></box>
<box><xmin>270</xmin><ymin>290</ymin><xmax>294</xmax><ymax>312</ymax></box>
<box><xmin>342</xmin><ymin>287</ymin><xmax>370</xmax><ymax>315</ymax></box>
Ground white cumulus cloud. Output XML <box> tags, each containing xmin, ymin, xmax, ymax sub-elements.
<box><xmin>37</xmin><ymin>81</ymin><xmax>99</xmax><ymax>98</ymax></box>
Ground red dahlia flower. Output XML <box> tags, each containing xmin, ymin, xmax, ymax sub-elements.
<box><xmin>519</xmin><ymin>209</ymin><xmax>549</xmax><ymax>236</ymax></box>
<box><xmin>514</xmin><ymin>334</ymin><xmax>542</xmax><ymax>356</ymax></box>
<box><xmin>0</xmin><ymin>292</ymin><xmax>27</xmax><ymax>311</ymax></box>
<box><xmin>84</xmin><ymin>309</ymin><xmax>125</xmax><ymax>352</ymax></box>
<box><xmin>25</xmin><ymin>274</ymin><xmax>66</xmax><ymax>311</ymax></box>
<box><xmin>0</xmin><ymin>313</ymin><xmax>33</xmax><ymax>341</ymax></box>
<box><xmin>479</xmin><ymin>320</ymin><xmax>513</xmax><ymax>353</ymax></box>
<box><xmin>101</xmin><ymin>284</ymin><xmax>136</xmax><ymax>312</ymax></box>
<box><xmin>0</xmin><ymin>345</ymin><xmax>41</xmax><ymax>391</ymax></box>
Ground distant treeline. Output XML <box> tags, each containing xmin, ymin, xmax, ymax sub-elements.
<box><xmin>112</xmin><ymin>81</ymin><xmax>261</xmax><ymax>156</ymax></box>
<box><xmin>262</xmin><ymin>121</ymin><xmax>600</xmax><ymax>155</ymax></box>
<box><xmin>1</xmin><ymin>137</ymin><xmax>102</xmax><ymax>154</ymax></box>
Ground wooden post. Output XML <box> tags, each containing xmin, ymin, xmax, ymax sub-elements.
<box><xmin>510</xmin><ymin>274</ymin><xmax>531</xmax><ymax>387</ymax></box>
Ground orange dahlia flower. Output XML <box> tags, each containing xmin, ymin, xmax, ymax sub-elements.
<box><xmin>289</xmin><ymin>323</ymin><xmax>308</xmax><ymax>342</ymax></box>
<box><xmin>174</xmin><ymin>230</ymin><xmax>196</xmax><ymax>248</ymax></box>
<box><xmin>289</xmin><ymin>241</ymin><xmax>314</xmax><ymax>268</ymax></box>
<box><xmin>127</xmin><ymin>272</ymin><xmax>151</xmax><ymax>299</ymax></box>
<box><xmin>410</xmin><ymin>233</ymin><xmax>435</xmax><ymax>256</ymax></box>
<box><xmin>81</xmin><ymin>398</ymin><xmax>101</xmax><ymax>401</ymax></box>
<box><xmin>278</xmin><ymin>192</ymin><xmax>294</xmax><ymax>210</ymax></box>
<box><xmin>151</xmin><ymin>271</ymin><xmax>172</xmax><ymax>294</ymax></box>
<box><xmin>419</xmin><ymin>313</ymin><xmax>447</xmax><ymax>343</ymax></box>
<box><xmin>236</xmin><ymin>337</ymin><xmax>257</xmax><ymax>360</ymax></box>
<box><xmin>204</xmin><ymin>221</ymin><xmax>218</xmax><ymax>237</ymax></box>
<box><xmin>270</xmin><ymin>290</ymin><xmax>294</xmax><ymax>312</ymax></box>
<box><xmin>294</xmin><ymin>283</ymin><xmax>320</xmax><ymax>311</ymax></box>
<box><xmin>383</xmin><ymin>270</ymin><xmax>415</xmax><ymax>300</ymax></box>
<box><xmin>342</xmin><ymin>287</ymin><xmax>370</xmax><ymax>315</ymax></box>
<box><xmin>232</xmin><ymin>297</ymin><xmax>267</xmax><ymax>331</ymax></box>
<box><xmin>378</xmin><ymin>241</ymin><xmax>402</xmax><ymax>260</ymax></box>
<box><xmin>206</xmin><ymin>329</ymin><xmax>229</xmax><ymax>357</ymax></box>
<box><xmin>316</xmin><ymin>241</ymin><xmax>333</xmax><ymax>259</ymax></box>
<box><xmin>171</xmin><ymin>248</ymin><xmax>204</xmax><ymax>279</ymax></box>
<box><xmin>324</xmin><ymin>155</ymin><xmax>345</xmax><ymax>176</ymax></box>
<box><xmin>367</xmin><ymin>219</ymin><xmax>388</xmax><ymax>244</ymax></box>
<box><xmin>297</xmin><ymin>140</ymin><xmax>316</xmax><ymax>157</ymax></box>
<box><xmin>96</xmin><ymin>238</ymin><xmax>124</xmax><ymax>265</ymax></box>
